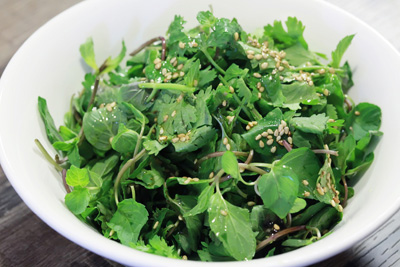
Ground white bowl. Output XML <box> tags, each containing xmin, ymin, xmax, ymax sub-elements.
<box><xmin>1</xmin><ymin>0</ymin><xmax>399</xmax><ymax>266</ymax></box>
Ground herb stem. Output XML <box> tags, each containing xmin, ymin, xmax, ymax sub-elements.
<box><xmin>290</xmin><ymin>66</ymin><xmax>344</xmax><ymax>74</ymax></box>
<box><xmin>248</xmin><ymin>162</ymin><xmax>273</xmax><ymax>169</ymax></box>
<box><xmin>129</xmin><ymin>36</ymin><xmax>166</xmax><ymax>61</ymax></box>
<box><xmin>138</xmin><ymin>83</ymin><xmax>195</xmax><ymax>93</ymax></box>
<box><xmin>202</xmin><ymin>48</ymin><xmax>226</xmax><ymax>75</ymax></box>
<box><xmin>62</xmin><ymin>169</ymin><xmax>71</xmax><ymax>193</ymax></box>
<box><xmin>312</xmin><ymin>149</ymin><xmax>338</xmax><ymax>156</ymax></box>
<box><xmin>256</xmin><ymin>225</ymin><xmax>307</xmax><ymax>251</ymax></box>
<box><xmin>34</xmin><ymin>139</ymin><xmax>63</xmax><ymax>172</ymax></box>
<box><xmin>238</xmin><ymin>163</ymin><xmax>268</xmax><ymax>175</ymax></box>
<box><xmin>114</xmin><ymin>148</ymin><xmax>147</xmax><ymax>205</ymax></box>
<box><xmin>341</xmin><ymin>175</ymin><xmax>348</xmax><ymax>207</ymax></box>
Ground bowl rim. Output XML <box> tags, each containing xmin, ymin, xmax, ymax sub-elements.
<box><xmin>1</xmin><ymin>0</ymin><xmax>400</xmax><ymax>266</ymax></box>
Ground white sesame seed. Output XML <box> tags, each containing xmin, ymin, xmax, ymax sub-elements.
<box><xmin>180</xmin><ymin>136</ymin><xmax>187</xmax><ymax>142</ymax></box>
<box><xmin>288</xmin><ymin>136</ymin><xmax>293</xmax><ymax>144</ymax></box>
<box><xmin>284</xmin><ymin>126</ymin><xmax>289</xmax><ymax>134</ymax></box>
<box><xmin>226</xmin><ymin>143</ymin><xmax>231</xmax><ymax>151</ymax></box>
<box><xmin>330</xmin><ymin>200</ymin><xmax>336</xmax><ymax>207</ymax></box>
<box><xmin>262</xmin><ymin>53</ymin><xmax>268</xmax><ymax>59</ymax></box>
<box><xmin>223</xmin><ymin>137</ymin><xmax>229</xmax><ymax>145</ymax></box>
<box><xmin>273</xmin><ymin>224</ymin><xmax>280</xmax><ymax>231</ymax></box>
<box><xmin>229</xmin><ymin>86</ymin><xmax>234</xmax><ymax>93</ymax></box>
<box><xmin>258</xmin><ymin>92</ymin><xmax>262</xmax><ymax>99</ymax></box>
<box><xmin>222</xmin><ymin>100</ymin><xmax>227</xmax><ymax>107</ymax></box>
<box><xmin>253</xmin><ymin>72</ymin><xmax>262</xmax><ymax>78</ymax></box>
<box><xmin>166</xmin><ymin>74</ymin><xmax>172</xmax><ymax>80</ymax></box>
<box><xmin>317</xmin><ymin>187</ymin><xmax>325</xmax><ymax>196</ymax></box>
<box><xmin>182</xmin><ymin>255</ymin><xmax>188</xmax><ymax>260</ymax></box>
<box><xmin>192</xmin><ymin>178</ymin><xmax>199</xmax><ymax>182</ymax></box>
<box><xmin>171</xmin><ymin>110</ymin><xmax>177</xmax><ymax>117</ymax></box>
<box><xmin>170</xmin><ymin>57</ymin><xmax>177</xmax><ymax>65</ymax></box>
<box><xmin>220</xmin><ymin>210</ymin><xmax>228</xmax><ymax>216</ymax></box>
<box><xmin>276</xmin><ymin>136</ymin><xmax>281</xmax><ymax>141</ymax></box>
<box><xmin>261</xmin><ymin>62</ymin><xmax>269</xmax><ymax>69</ymax></box>
<box><xmin>160</xmin><ymin>128</ymin><xmax>164</xmax><ymax>134</ymax></box>
<box><xmin>234</xmin><ymin>32</ymin><xmax>239</xmax><ymax>41</ymax></box>
<box><xmin>267</xmin><ymin>129</ymin><xmax>274</xmax><ymax>134</ymax></box>
<box><xmin>259</xmin><ymin>140</ymin><xmax>265</xmax><ymax>148</ymax></box>
<box><xmin>281</xmin><ymin>120</ymin><xmax>287</xmax><ymax>127</ymax></box>
<box><xmin>155</xmin><ymin>62</ymin><xmax>162</xmax><ymax>70</ymax></box>
<box><xmin>179</xmin><ymin>71</ymin><xmax>185</xmax><ymax>77</ymax></box>
<box><xmin>247</xmin><ymin>201</ymin><xmax>256</xmax><ymax>207</ymax></box>
<box><xmin>253</xmin><ymin>121</ymin><xmax>258</xmax><ymax>125</ymax></box>
<box><xmin>304</xmin><ymin>191</ymin><xmax>310</xmax><ymax>197</ymax></box>
<box><xmin>255</xmin><ymin>54</ymin><xmax>262</xmax><ymax>60</ymax></box>
<box><xmin>172</xmin><ymin>72</ymin><xmax>179</xmax><ymax>79</ymax></box>
<box><xmin>153</xmin><ymin>221</ymin><xmax>159</xmax><ymax>229</ymax></box>
<box><xmin>278</xmin><ymin>125</ymin><xmax>283</xmax><ymax>132</ymax></box>
<box><xmin>338</xmin><ymin>205</ymin><xmax>343</xmax><ymax>212</ymax></box>
<box><xmin>266</xmin><ymin>139</ymin><xmax>274</xmax><ymax>146</ymax></box>
<box><xmin>159</xmin><ymin>135</ymin><xmax>168</xmax><ymax>141</ymax></box>
<box><xmin>302</xmin><ymin>180</ymin><xmax>309</xmax><ymax>186</ymax></box>
<box><xmin>153</xmin><ymin>58</ymin><xmax>161</xmax><ymax>64</ymax></box>
<box><xmin>261</xmin><ymin>132</ymin><xmax>269</xmax><ymax>137</ymax></box>
<box><xmin>271</xmin><ymin>146</ymin><xmax>277</xmax><ymax>153</ymax></box>
<box><xmin>323</xmin><ymin>89</ymin><xmax>329</xmax><ymax>96</ymax></box>
<box><xmin>255</xmin><ymin>134</ymin><xmax>262</xmax><ymax>141</ymax></box>
<box><xmin>274</xmin><ymin>129</ymin><xmax>279</xmax><ymax>136</ymax></box>
<box><xmin>355</xmin><ymin>111</ymin><xmax>360</xmax><ymax>116</ymax></box>
<box><xmin>177</xmin><ymin>64</ymin><xmax>184</xmax><ymax>70</ymax></box>
<box><xmin>259</xmin><ymin>86</ymin><xmax>265</xmax><ymax>92</ymax></box>
<box><xmin>319</xmin><ymin>68</ymin><xmax>326</xmax><ymax>74</ymax></box>
<box><xmin>278</xmin><ymin>66</ymin><xmax>284</xmax><ymax>71</ymax></box>
<box><xmin>246</xmin><ymin>50</ymin><xmax>255</xmax><ymax>55</ymax></box>
<box><xmin>280</xmin><ymin>76</ymin><xmax>284</xmax><ymax>81</ymax></box>
<box><xmin>193</xmin><ymin>80</ymin><xmax>198</xmax><ymax>87</ymax></box>
<box><xmin>179</xmin><ymin>42</ymin><xmax>186</xmax><ymax>49</ymax></box>
<box><xmin>267</xmin><ymin>135</ymin><xmax>273</xmax><ymax>139</ymax></box>
<box><xmin>209</xmin><ymin>172</ymin><xmax>214</xmax><ymax>179</ymax></box>
<box><xmin>192</xmin><ymin>42</ymin><xmax>198</xmax><ymax>48</ymax></box>
<box><xmin>246</xmin><ymin>125</ymin><xmax>251</xmax><ymax>131</ymax></box>
<box><xmin>247</xmin><ymin>54</ymin><xmax>254</xmax><ymax>60</ymax></box>
<box><xmin>279</xmin><ymin>129</ymin><xmax>285</xmax><ymax>136</ymax></box>
<box><xmin>172</xmin><ymin>137</ymin><xmax>179</xmax><ymax>143</ymax></box>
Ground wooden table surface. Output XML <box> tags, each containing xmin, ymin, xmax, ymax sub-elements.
<box><xmin>0</xmin><ymin>0</ymin><xmax>399</xmax><ymax>266</ymax></box>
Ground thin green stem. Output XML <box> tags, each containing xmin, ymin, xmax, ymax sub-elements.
<box><xmin>290</xmin><ymin>66</ymin><xmax>344</xmax><ymax>74</ymax></box>
<box><xmin>130</xmin><ymin>185</ymin><xmax>136</xmax><ymax>200</ymax></box>
<box><xmin>249</xmin><ymin>162</ymin><xmax>273</xmax><ymax>169</ymax></box>
<box><xmin>238</xmin><ymin>163</ymin><xmax>267</xmax><ymax>175</ymax></box>
<box><xmin>114</xmin><ymin>148</ymin><xmax>147</xmax><ymax>205</ymax></box>
<box><xmin>34</xmin><ymin>139</ymin><xmax>63</xmax><ymax>172</ymax></box>
<box><xmin>196</xmin><ymin>151</ymin><xmax>249</xmax><ymax>167</ymax></box>
<box><xmin>138</xmin><ymin>83</ymin><xmax>195</xmax><ymax>93</ymax></box>
<box><xmin>202</xmin><ymin>48</ymin><xmax>226</xmax><ymax>75</ymax></box>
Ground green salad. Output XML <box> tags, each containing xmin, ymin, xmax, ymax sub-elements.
<box><xmin>37</xmin><ymin>11</ymin><xmax>382</xmax><ymax>261</ymax></box>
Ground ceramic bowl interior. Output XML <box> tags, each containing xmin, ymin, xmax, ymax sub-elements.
<box><xmin>1</xmin><ymin>0</ymin><xmax>399</xmax><ymax>266</ymax></box>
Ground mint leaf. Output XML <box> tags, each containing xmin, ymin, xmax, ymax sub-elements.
<box><xmin>208</xmin><ymin>193</ymin><xmax>256</xmax><ymax>260</ymax></box>
<box><xmin>79</xmin><ymin>37</ymin><xmax>99</xmax><ymax>71</ymax></box>
<box><xmin>66</xmin><ymin>165</ymin><xmax>90</xmax><ymax>187</ymax></box>
<box><xmin>185</xmin><ymin>184</ymin><xmax>215</xmax><ymax>217</ymax></box>
<box><xmin>108</xmin><ymin>199</ymin><xmax>149</xmax><ymax>246</ymax></box>
<box><xmin>111</xmin><ymin>124</ymin><xmax>139</xmax><ymax>154</ymax></box>
<box><xmin>65</xmin><ymin>187</ymin><xmax>90</xmax><ymax>215</ymax></box>
<box><xmin>258</xmin><ymin>165</ymin><xmax>299</xmax><ymax>218</ymax></box>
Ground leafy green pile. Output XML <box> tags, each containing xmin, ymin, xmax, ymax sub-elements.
<box><xmin>37</xmin><ymin>11</ymin><xmax>382</xmax><ymax>261</ymax></box>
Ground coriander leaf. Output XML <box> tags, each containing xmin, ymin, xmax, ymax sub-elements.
<box><xmin>38</xmin><ymin>97</ymin><xmax>63</xmax><ymax>144</ymax></box>
<box><xmin>143</xmin><ymin>140</ymin><xmax>168</xmax><ymax>155</ymax></box>
<box><xmin>224</xmin><ymin>64</ymin><xmax>248</xmax><ymax>81</ymax></box>
<box><xmin>66</xmin><ymin>165</ymin><xmax>90</xmax><ymax>187</ymax></box>
<box><xmin>65</xmin><ymin>187</ymin><xmax>90</xmax><ymax>215</ymax></box>
<box><xmin>135</xmin><ymin>166</ymin><xmax>165</xmax><ymax>189</ymax></box>
<box><xmin>79</xmin><ymin>37</ymin><xmax>99</xmax><ymax>71</ymax></box>
<box><xmin>264</xmin><ymin>17</ymin><xmax>307</xmax><ymax>49</ymax></box>
<box><xmin>197</xmin><ymin>11</ymin><xmax>216</xmax><ymax>34</ymax></box>
<box><xmin>208</xmin><ymin>193</ymin><xmax>256</xmax><ymax>261</ymax></box>
<box><xmin>331</xmin><ymin>34</ymin><xmax>355</xmax><ymax>68</ymax></box>
<box><xmin>236</xmin><ymin>78</ymin><xmax>253</xmax><ymax>105</ymax></box>
<box><xmin>258</xmin><ymin>165</ymin><xmax>299</xmax><ymax>218</ymax></box>
<box><xmin>284</xmin><ymin>43</ymin><xmax>317</xmax><ymax>66</ymax></box>
<box><xmin>281</xmin><ymin>82</ymin><xmax>320</xmax><ymax>109</ymax></box>
<box><xmin>108</xmin><ymin>199</ymin><xmax>149</xmax><ymax>246</ymax></box>
<box><xmin>291</xmin><ymin>114</ymin><xmax>328</xmax><ymax>135</ymax></box>
<box><xmin>130</xmin><ymin>235</ymin><xmax>180</xmax><ymax>259</ymax></box>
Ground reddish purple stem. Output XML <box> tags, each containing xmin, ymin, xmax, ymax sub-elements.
<box><xmin>129</xmin><ymin>36</ymin><xmax>166</xmax><ymax>61</ymax></box>
<box><xmin>62</xmin><ymin>169</ymin><xmax>71</xmax><ymax>193</ymax></box>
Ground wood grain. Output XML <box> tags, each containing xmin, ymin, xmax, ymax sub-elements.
<box><xmin>0</xmin><ymin>0</ymin><xmax>399</xmax><ymax>266</ymax></box>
